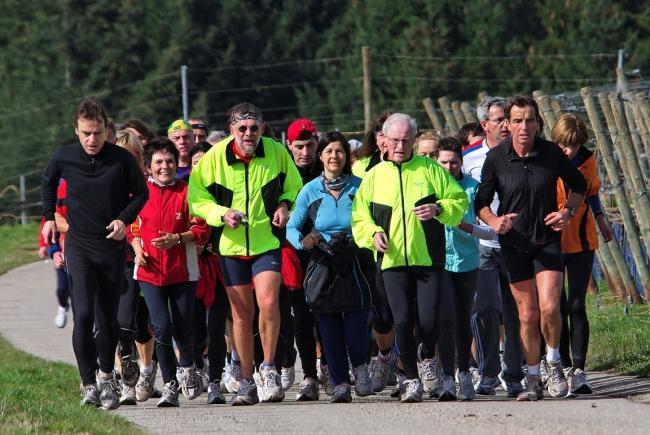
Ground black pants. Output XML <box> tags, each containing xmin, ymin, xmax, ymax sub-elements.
<box><xmin>560</xmin><ymin>251</ymin><xmax>594</xmax><ymax>370</ymax></box>
<box><xmin>278</xmin><ymin>287</ymin><xmax>318</xmax><ymax>380</ymax></box>
<box><xmin>359</xmin><ymin>249</ymin><xmax>393</xmax><ymax>335</ymax></box>
<box><xmin>65</xmin><ymin>232</ymin><xmax>126</xmax><ymax>385</ymax></box>
<box><xmin>192</xmin><ymin>285</ymin><xmax>229</xmax><ymax>383</ymax></box>
<box><xmin>54</xmin><ymin>266</ymin><xmax>70</xmax><ymax>308</ymax></box>
<box><xmin>140</xmin><ymin>281</ymin><xmax>196</xmax><ymax>384</ymax></box>
<box><xmin>117</xmin><ymin>262</ymin><xmax>140</xmax><ymax>357</ymax></box>
<box><xmin>382</xmin><ymin>266</ymin><xmax>446</xmax><ymax>380</ymax></box>
<box><xmin>443</xmin><ymin>269</ymin><xmax>477</xmax><ymax>373</ymax></box>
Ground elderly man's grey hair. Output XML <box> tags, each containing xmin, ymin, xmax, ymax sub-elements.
<box><xmin>476</xmin><ymin>96</ymin><xmax>507</xmax><ymax>122</ymax></box>
<box><xmin>382</xmin><ymin>113</ymin><xmax>418</xmax><ymax>137</ymax></box>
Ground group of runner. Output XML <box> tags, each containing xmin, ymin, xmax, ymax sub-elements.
<box><xmin>39</xmin><ymin>94</ymin><xmax>608</xmax><ymax>409</ymax></box>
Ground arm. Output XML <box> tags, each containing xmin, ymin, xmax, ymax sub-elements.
<box><xmin>351</xmin><ymin>171</ymin><xmax>385</xmax><ymax>252</ymax></box>
<box><xmin>273</xmin><ymin>146</ymin><xmax>304</xmax><ymax>228</ymax></box>
<box><xmin>55</xmin><ymin>212</ymin><xmax>69</xmax><ymax>234</ymax></box>
<box><xmin>116</xmin><ymin>156</ymin><xmax>149</xmax><ymax>226</ymax></box>
<box><xmin>545</xmin><ymin>149</ymin><xmax>587</xmax><ymax>230</ymax></box>
<box><xmin>188</xmin><ymin>153</ymin><xmax>231</xmax><ymax>227</ymax></box>
<box><xmin>41</xmin><ymin>153</ymin><xmax>61</xmax><ymax>243</ymax></box>
<box><xmin>286</xmin><ymin>187</ymin><xmax>311</xmax><ymax>250</ymax></box>
<box><xmin>429</xmin><ymin>163</ymin><xmax>468</xmax><ymax>227</ymax></box>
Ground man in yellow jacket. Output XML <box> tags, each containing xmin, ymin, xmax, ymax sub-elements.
<box><xmin>352</xmin><ymin>113</ymin><xmax>468</xmax><ymax>403</ymax></box>
<box><xmin>188</xmin><ymin>103</ymin><xmax>302</xmax><ymax>406</ymax></box>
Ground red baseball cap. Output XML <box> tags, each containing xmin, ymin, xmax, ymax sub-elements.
<box><xmin>287</xmin><ymin>119</ymin><xmax>317</xmax><ymax>142</ymax></box>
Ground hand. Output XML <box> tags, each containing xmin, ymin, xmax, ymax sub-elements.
<box><xmin>52</xmin><ymin>251</ymin><xmax>65</xmax><ymax>269</ymax></box>
<box><xmin>106</xmin><ymin>219</ymin><xmax>126</xmax><ymax>240</ymax></box>
<box><xmin>490</xmin><ymin>213</ymin><xmax>518</xmax><ymax>235</ymax></box>
<box><xmin>134</xmin><ymin>250</ymin><xmax>149</xmax><ymax>267</ymax></box>
<box><xmin>272</xmin><ymin>203</ymin><xmax>289</xmax><ymax>228</ymax></box>
<box><xmin>38</xmin><ymin>246</ymin><xmax>48</xmax><ymax>259</ymax></box>
<box><xmin>412</xmin><ymin>203</ymin><xmax>440</xmax><ymax>221</ymax></box>
<box><xmin>373</xmin><ymin>232</ymin><xmax>388</xmax><ymax>253</ymax></box>
<box><xmin>42</xmin><ymin>220</ymin><xmax>57</xmax><ymax>244</ymax></box>
<box><xmin>544</xmin><ymin>211</ymin><xmax>568</xmax><ymax>232</ymax></box>
<box><xmin>223</xmin><ymin>209</ymin><xmax>245</xmax><ymax>229</ymax></box>
<box><xmin>151</xmin><ymin>232</ymin><xmax>180</xmax><ymax>250</ymax></box>
<box><xmin>596</xmin><ymin>214</ymin><xmax>613</xmax><ymax>243</ymax></box>
<box><xmin>301</xmin><ymin>232</ymin><xmax>322</xmax><ymax>250</ymax></box>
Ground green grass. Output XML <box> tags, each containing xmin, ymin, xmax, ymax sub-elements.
<box><xmin>586</xmin><ymin>290</ymin><xmax>650</xmax><ymax>377</ymax></box>
<box><xmin>0</xmin><ymin>222</ymin><xmax>142</xmax><ymax>434</ymax></box>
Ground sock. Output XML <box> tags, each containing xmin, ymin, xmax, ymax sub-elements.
<box><xmin>546</xmin><ymin>347</ymin><xmax>560</xmax><ymax>363</ymax></box>
<box><xmin>527</xmin><ymin>364</ymin><xmax>541</xmax><ymax>376</ymax></box>
<box><xmin>499</xmin><ymin>342</ymin><xmax>505</xmax><ymax>353</ymax></box>
<box><xmin>232</xmin><ymin>351</ymin><xmax>240</xmax><ymax>363</ymax></box>
<box><xmin>226</xmin><ymin>352</ymin><xmax>232</xmax><ymax>364</ymax></box>
<box><xmin>378</xmin><ymin>348</ymin><xmax>393</xmax><ymax>361</ymax></box>
<box><xmin>141</xmin><ymin>364</ymin><xmax>153</xmax><ymax>376</ymax></box>
<box><xmin>260</xmin><ymin>361</ymin><xmax>275</xmax><ymax>369</ymax></box>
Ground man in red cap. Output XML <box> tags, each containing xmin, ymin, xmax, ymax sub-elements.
<box><xmin>286</xmin><ymin>119</ymin><xmax>319</xmax><ymax>183</ymax></box>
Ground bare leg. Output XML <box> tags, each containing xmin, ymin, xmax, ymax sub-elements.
<box><xmin>226</xmin><ymin>284</ymin><xmax>255</xmax><ymax>378</ymax></box>
<box><xmin>253</xmin><ymin>271</ymin><xmax>282</xmax><ymax>365</ymax></box>
<box><xmin>536</xmin><ymin>270</ymin><xmax>563</xmax><ymax>349</ymax></box>
<box><xmin>509</xmin><ymin>278</ymin><xmax>540</xmax><ymax>365</ymax></box>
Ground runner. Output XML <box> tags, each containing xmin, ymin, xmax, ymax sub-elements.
<box><xmin>168</xmin><ymin>119</ymin><xmax>195</xmax><ymax>180</ymax></box>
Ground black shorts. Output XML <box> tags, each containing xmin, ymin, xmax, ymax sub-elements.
<box><xmin>219</xmin><ymin>249</ymin><xmax>282</xmax><ymax>287</ymax></box>
<box><xmin>501</xmin><ymin>240</ymin><xmax>563</xmax><ymax>283</ymax></box>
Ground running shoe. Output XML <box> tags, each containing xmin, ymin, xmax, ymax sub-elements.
<box><xmin>255</xmin><ymin>365</ymin><xmax>284</xmax><ymax>403</ymax></box>
<box><xmin>546</xmin><ymin>361</ymin><xmax>569</xmax><ymax>398</ymax></box>
<box><xmin>220</xmin><ymin>364</ymin><xmax>231</xmax><ymax>393</ymax></box>
<box><xmin>135</xmin><ymin>367</ymin><xmax>156</xmax><ymax>402</ymax></box>
<box><xmin>456</xmin><ymin>371</ymin><xmax>475</xmax><ymax>401</ymax></box>
<box><xmin>197</xmin><ymin>366</ymin><xmax>210</xmax><ymax>392</ymax></box>
<box><xmin>178</xmin><ymin>365</ymin><xmax>203</xmax><ymax>400</ymax></box>
<box><xmin>469</xmin><ymin>366</ymin><xmax>480</xmax><ymax>386</ymax></box>
<box><xmin>438</xmin><ymin>374</ymin><xmax>457</xmax><ymax>402</ymax></box>
<box><xmin>371</xmin><ymin>352</ymin><xmax>395</xmax><ymax>392</ymax></box>
<box><xmin>498</xmin><ymin>371</ymin><xmax>525</xmax><ymax>398</ymax></box>
<box><xmin>353</xmin><ymin>363</ymin><xmax>373</xmax><ymax>397</ymax></box>
<box><xmin>227</xmin><ymin>361</ymin><xmax>243</xmax><ymax>393</ymax></box>
<box><xmin>517</xmin><ymin>374</ymin><xmax>544</xmax><ymax>401</ymax></box>
<box><xmin>330</xmin><ymin>383</ymin><xmax>352</xmax><ymax>403</ymax></box>
<box><xmin>207</xmin><ymin>380</ymin><xmax>226</xmax><ymax>404</ymax></box>
<box><xmin>157</xmin><ymin>380</ymin><xmax>180</xmax><ymax>407</ymax></box>
<box><xmin>97</xmin><ymin>371</ymin><xmax>120</xmax><ymax>410</ymax></box>
<box><xmin>79</xmin><ymin>383</ymin><xmax>101</xmax><ymax>407</ymax></box>
<box><xmin>296</xmin><ymin>377</ymin><xmax>319</xmax><ymax>401</ymax></box>
<box><xmin>401</xmin><ymin>378</ymin><xmax>423</xmax><ymax>403</ymax></box>
<box><xmin>120</xmin><ymin>356</ymin><xmax>139</xmax><ymax>388</ymax></box>
<box><xmin>319</xmin><ymin>364</ymin><xmax>335</xmax><ymax>395</ymax></box>
<box><xmin>281</xmin><ymin>366</ymin><xmax>295</xmax><ymax>391</ymax></box>
<box><xmin>119</xmin><ymin>385</ymin><xmax>137</xmax><ymax>406</ymax></box>
<box><xmin>418</xmin><ymin>357</ymin><xmax>440</xmax><ymax>397</ymax></box>
<box><xmin>568</xmin><ymin>368</ymin><xmax>592</xmax><ymax>395</ymax></box>
<box><xmin>390</xmin><ymin>373</ymin><xmax>406</xmax><ymax>398</ymax></box>
<box><xmin>232</xmin><ymin>378</ymin><xmax>259</xmax><ymax>406</ymax></box>
<box><xmin>540</xmin><ymin>358</ymin><xmax>550</xmax><ymax>385</ymax></box>
<box><xmin>474</xmin><ymin>375</ymin><xmax>497</xmax><ymax>395</ymax></box>
<box><xmin>54</xmin><ymin>306</ymin><xmax>67</xmax><ymax>328</ymax></box>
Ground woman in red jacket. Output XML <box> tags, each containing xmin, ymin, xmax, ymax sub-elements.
<box><xmin>128</xmin><ymin>137</ymin><xmax>210</xmax><ymax>407</ymax></box>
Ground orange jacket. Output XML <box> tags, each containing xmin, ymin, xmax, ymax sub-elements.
<box><xmin>557</xmin><ymin>146</ymin><xmax>600</xmax><ymax>254</ymax></box>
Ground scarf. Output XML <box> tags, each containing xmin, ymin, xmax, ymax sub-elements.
<box><xmin>321</xmin><ymin>173</ymin><xmax>347</xmax><ymax>191</ymax></box>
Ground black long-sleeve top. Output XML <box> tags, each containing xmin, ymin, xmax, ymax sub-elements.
<box><xmin>474</xmin><ymin>136</ymin><xmax>587</xmax><ymax>252</ymax></box>
<box><xmin>41</xmin><ymin>143</ymin><xmax>148</xmax><ymax>236</ymax></box>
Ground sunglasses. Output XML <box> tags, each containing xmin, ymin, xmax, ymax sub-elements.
<box><xmin>238</xmin><ymin>125</ymin><xmax>260</xmax><ymax>133</ymax></box>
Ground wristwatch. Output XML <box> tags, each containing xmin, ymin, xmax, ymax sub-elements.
<box><xmin>566</xmin><ymin>206</ymin><xmax>576</xmax><ymax>218</ymax></box>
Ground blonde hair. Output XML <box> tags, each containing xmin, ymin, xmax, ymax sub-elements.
<box><xmin>116</xmin><ymin>130</ymin><xmax>145</xmax><ymax>172</ymax></box>
<box><xmin>551</xmin><ymin>113</ymin><xmax>588</xmax><ymax>148</ymax></box>
<box><xmin>414</xmin><ymin>130</ymin><xmax>439</xmax><ymax>153</ymax></box>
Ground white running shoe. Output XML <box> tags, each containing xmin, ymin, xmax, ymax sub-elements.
<box><xmin>135</xmin><ymin>366</ymin><xmax>156</xmax><ymax>402</ymax></box>
<box><xmin>546</xmin><ymin>361</ymin><xmax>569</xmax><ymax>398</ymax></box>
<box><xmin>157</xmin><ymin>380</ymin><xmax>180</xmax><ymax>407</ymax></box>
<box><xmin>119</xmin><ymin>385</ymin><xmax>137</xmax><ymax>405</ymax></box>
<box><xmin>178</xmin><ymin>365</ymin><xmax>203</xmax><ymax>400</ymax></box>
<box><xmin>401</xmin><ymin>378</ymin><xmax>423</xmax><ymax>403</ymax></box>
<box><xmin>227</xmin><ymin>361</ymin><xmax>243</xmax><ymax>393</ymax></box>
<box><xmin>418</xmin><ymin>357</ymin><xmax>440</xmax><ymax>397</ymax></box>
<box><xmin>255</xmin><ymin>365</ymin><xmax>284</xmax><ymax>403</ymax></box>
<box><xmin>281</xmin><ymin>366</ymin><xmax>295</xmax><ymax>391</ymax></box>
<box><xmin>97</xmin><ymin>371</ymin><xmax>120</xmax><ymax>410</ymax></box>
<box><xmin>232</xmin><ymin>378</ymin><xmax>259</xmax><ymax>406</ymax></box>
<box><xmin>371</xmin><ymin>352</ymin><xmax>396</xmax><ymax>393</ymax></box>
<box><xmin>296</xmin><ymin>377</ymin><xmax>320</xmax><ymax>401</ymax></box>
<box><xmin>54</xmin><ymin>306</ymin><xmax>67</xmax><ymax>328</ymax></box>
<box><xmin>353</xmin><ymin>363</ymin><xmax>372</xmax><ymax>397</ymax></box>
<box><xmin>568</xmin><ymin>368</ymin><xmax>592</xmax><ymax>395</ymax></box>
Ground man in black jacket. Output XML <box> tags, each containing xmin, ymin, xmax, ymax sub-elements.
<box><xmin>41</xmin><ymin>98</ymin><xmax>148</xmax><ymax>410</ymax></box>
<box><xmin>476</xmin><ymin>95</ymin><xmax>586</xmax><ymax>401</ymax></box>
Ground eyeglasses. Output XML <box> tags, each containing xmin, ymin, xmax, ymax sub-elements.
<box><xmin>385</xmin><ymin>136</ymin><xmax>412</xmax><ymax>145</ymax></box>
<box><xmin>238</xmin><ymin>125</ymin><xmax>260</xmax><ymax>133</ymax></box>
<box><xmin>489</xmin><ymin>117</ymin><xmax>507</xmax><ymax>125</ymax></box>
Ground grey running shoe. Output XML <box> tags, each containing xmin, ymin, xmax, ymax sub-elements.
<box><xmin>296</xmin><ymin>377</ymin><xmax>320</xmax><ymax>401</ymax></box>
<box><xmin>401</xmin><ymin>378</ymin><xmax>423</xmax><ymax>403</ymax></box>
<box><xmin>517</xmin><ymin>374</ymin><xmax>544</xmax><ymax>401</ymax></box>
<box><xmin>546</xmin><ymin>361</ymin><xmax>569</xmax><ymax>398</ymax></box>
<box><xmin>157</xmin><ymin>380</ymin><xmax>180</xmax><ymax>407</ymax></box>
<box><xmin>331</xmin><ymin>383</ymin><xmax>352</xmax><ymax>403</ymax></box>
<box><xmin>474</xmin><ymin>375</ymin><xmax>497</xmax><ymax>395</ymax></box>
<box><xmin>207</xmin><ymin>380</ymin><xmax>226</xmax><ymax>404</ymax></box>
<box><xmin>353</xmin><ymin>363</ymin><xmax>373</xmax><ymax>397</ymax></box>
<box><xmin>438</xmin><ymin>374</ymin><xmax>457</xmax><ymax>402</ymax></box>
<box><xmin>320</xmin><ymin>364</ymin><xmax>335</xmax><ymax>396</ymax></box>
<box><xmin>418</xmin><ymin>357</ymin><xmax>440</xmax><ymax>397</ymax></box>
<box><xmin>540</xmin><ymin>358</ymin><xmax>550</xmax><ymax>385</ymax></box>
<box><xmin>178</xmin><ymin>365</ymin><xmax>203</xmax><ymax>400</ymax></box>
<box><xmin>281</xmin><ymin>366</ymin><xmax>295</xmax><ymax>391</ymax></box>
<box><xmin>97</xmin><ymin>372</ymin><xmax>120</xmax><ymax>410</ymax></box>
<box><xmin>220</xmin><ymin>364</ymin><xmax>231</xmax><ymax>393</ymax></box>
<box><xmin>135</xmin><ymin>368</ymin><xmax>156</xmax><ymax>402</ymax></box>
<box><xmin>227</xmin><ymin>361</ymin><xmax>243</xmax><ymax>393</ymax></box>
<box><xmin>79</xmin><ymin>383</ymin><xmax>101</xmax><ymax>407</ymax></box>
<box><xmin>371</xmin><ymin>353</ymin><xmax>395</xmax><ymax>392</ymax></box>
<box><xmin>119</xmin><ymin>385</ymin><xmax>137</xmax><ymax>405</ymax></box>
<box><xmin>499</xmin><ymin>371</ymin><xmax>525</xmax><ymax>398</ymax></box>
<box><xmin>197</xmin><ymin>366</ymin><xmax>210</xmax><ymax>392</ymax></box>
<box><xmin>456</xmin><ymin>371</ymin><xmax>475</xmax><ymax>401</ymax></box>
<box><xmin>255</xmin><ymin>365</ymin><xmax>284</xmax><ymax>403</ymax></box>
<box><xmin>568</xmin><ymin>368</ymin><xmax>592</xmax><ymax>395</ymax></box>
<box><xmin>391</xmin><ymin>373</ymin><xmax>406</xmax><ymax>398</ymax></box>
<box><xmin>232</xmin><ymin>378</ymin><xmax>259</xmax><ymax>406</ymax></box>
<box><xmin>469</xmin><ymin>366</ymin><xmax>480</xmax><ymax>386</ymax></box>
<box><xmin>120</xmin><ymin>356</ymin><xmax>140</xmax><ymax>388</ymax></box>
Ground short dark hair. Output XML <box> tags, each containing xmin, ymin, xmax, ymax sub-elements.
<box><xmin>73</xmin><ymin>98</ymin><xmax>108</xmax><ymax>128</ymax></box>
<box><xmin>436</xmin><ymin>136</ymin><xmax>463</xmax><ymax>159</ymax></box>
<box><xmin>143</xmin><ymin>137</ymin><xmax>179</xmax><ymax>168</ymax></box>
<box><xmin>123</xmin><ymin>119</ymin><xmax>156</xmax><ymax>141</ymax></box>
<box><xmin>457</xmin><ymin>122</ymin><xmax>484</xmax><ymax>145</ymax></box>
<box><xmin>317</xmin><ymin>131</ymin><xmax>352</xmax><ymax>175</ymax></box>
<box><xmin>506</xmin><ymin>95</ymin><xmax>539</xmax><ymax>120</ymax></box>
<box><xmin>190</xmin><ymin>141</ymin><xmax>213</xmax><ymax>159</ymax></box>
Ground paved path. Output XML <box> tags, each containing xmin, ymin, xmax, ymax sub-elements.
<box><xmin>2</xmin><ymin>260</ymin><xmax>649</xmax><ymax>434</ymax></box>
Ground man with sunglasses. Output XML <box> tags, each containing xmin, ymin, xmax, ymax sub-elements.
<box><xmin>461</xmin><ymin>96</ymin><xmax>526</xmax><ymax>398</ymax></box>
<box><xmin>189</xmin><ymin>118</ymin><xmax>208</xmax><ymax>144</ymax></box>
<box><xmin>188</xmin><ymin>103</ymin><xmax>302</xmax><ymax>406</ymax></box>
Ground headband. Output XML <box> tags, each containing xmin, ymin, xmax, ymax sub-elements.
<box><xmin>167</xmin><ymin>119</ymin><xmax>192</xmax><ymax>134</ymax></box>
<box><xmin>230</xmin><ymin>111</ymin><xmax>263</xmax><ymax>125</ymax></box>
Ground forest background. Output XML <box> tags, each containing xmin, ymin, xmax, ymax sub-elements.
<box><xmin>2</xmin><ymin>0</ymin><xmax>650</xmax><ymax>181</ymax></box>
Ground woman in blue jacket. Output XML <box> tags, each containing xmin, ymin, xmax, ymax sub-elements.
<box><xmin>287</xmin><ymin>131</ymin><xmax>373</xmax><ymax>403</ymax></box>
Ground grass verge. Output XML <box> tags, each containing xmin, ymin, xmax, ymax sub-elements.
<box><xmin>0</xmin><ymin>222</ymin><xmax>142</xmax><ymax>433</ymax></box>
<box><xmin>586</xmin><ymin>290</ymin><xmax>650</xmax><ymax>377</ymax></box>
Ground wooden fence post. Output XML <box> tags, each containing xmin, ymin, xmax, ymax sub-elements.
<box><xmin>422</xmin><ymin>98</ymin><xmax>445</xmax><ymax>134</ymax></box>
<box><xmin>438</xmin><ymin>96</ymin><xmax>459</xmax><ymax>133</ymax></box>
<box><xmin>461</xmin><ymin>102</ymin><xmax>477</xmax><ymax>124</ymax></box>
<box><xmin>451</xmin><ymin>101</ymin><xmax>465</xmax><ymax>132</ymax></box>
<box><xmin>532</xmin><ymin>90</ymin><xmax>555</xmax><ymax>138</ymax></box>
<box><xmin>628</xmin><ymin>95</ymin><xmax>650</xmax><ymax>173</ymax></box>
<box><xmin>594</xmin><ymin>239</ymin><xmax>625</xmax><ymax>302</ymax></box>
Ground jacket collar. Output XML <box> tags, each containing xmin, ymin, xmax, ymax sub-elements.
<box><xmin>505</xmin><ymin>136</ymin><xmax>540</xmax><ymax>161</ymax></box>
<box><xmin>225</xmin><ymin>137</ymin><xmax>266</xmax><ymax>165</ymax></box>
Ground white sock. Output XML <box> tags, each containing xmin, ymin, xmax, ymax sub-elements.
<box><xmin>527</xmin><ymin>364</ymin><xmax>541</xmax><ymax>376</ymax></box>
<box><xmin>141</xmin><ymin>364</ymin><xmax>153</xmax><ymax>375</ymax></box>
<box><xmin>546</xmin><ymin>347</ymin><xmax>560</xmax><ymax>363</ymax></box>
<box><xmin>232</xmin><ymin>351</ymin><xmax>240</xmax><ymax>363</ymax></box>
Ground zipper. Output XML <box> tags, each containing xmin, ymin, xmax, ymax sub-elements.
<box><xmin>244</xmin><ymin>164</ymin><xmax>250</xmax><ymax>256</ymax></box>
<box><xmin>397</xmin><ymin>165</ymin><xmax>409</xmax><ymax>267</ymax></box>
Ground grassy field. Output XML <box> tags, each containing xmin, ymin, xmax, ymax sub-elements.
<box><xmin>0</xmin><ymin>222</ymin><xmax>142</xmax><ymax>434</ymax></box>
